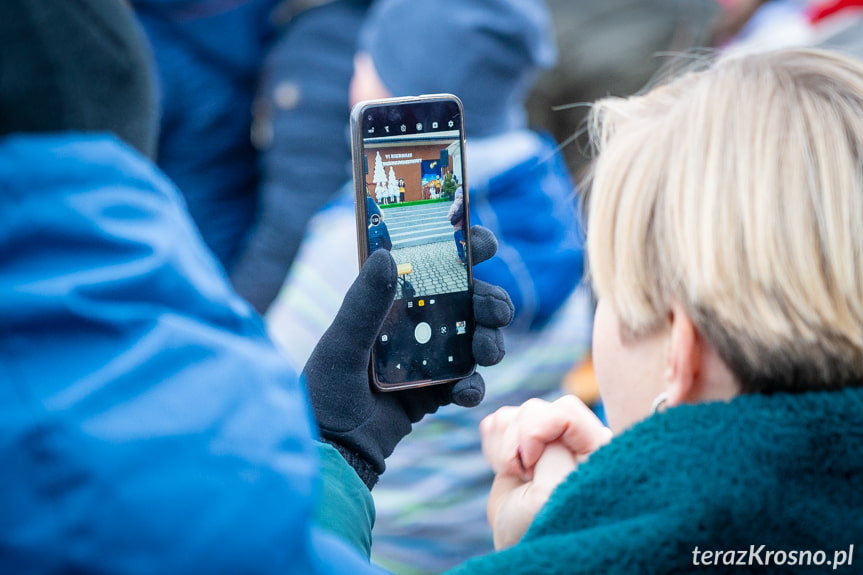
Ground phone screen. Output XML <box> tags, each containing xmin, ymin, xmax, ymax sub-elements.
<box><xmin>352</xmin><ymin>96</ymin><xmax>475</xmax><ymax>390</ymax></box>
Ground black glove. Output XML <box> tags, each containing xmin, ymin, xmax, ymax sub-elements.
<box><xmin>302</xmin><ymin>225</ymin><xmax>514</xmax><ymax>489</ymax></box>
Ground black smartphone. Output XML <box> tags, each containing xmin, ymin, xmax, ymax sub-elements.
<box><xmin>350</xmin><ymin>94</ymin><xmax>475</xmax><ymax>391</ymax></box>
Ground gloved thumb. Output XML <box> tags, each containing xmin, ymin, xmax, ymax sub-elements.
<box><xmin>308</xmin><ymin>249</ymin><xmax>398</xmax><ymax>375</ymax></box>
<box><xmin>450</xmin><ymin>372</ymin><xmax>485</xmax><ymax>407</ymax></box>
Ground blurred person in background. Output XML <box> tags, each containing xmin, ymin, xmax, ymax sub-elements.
<box><xmin>230</xmin><ymin>0</ymin><xmax>375</xmax><ymax>312</ymax></box>
<box><xmin>720</xmin><ymin>0</ymin><xmax>863</xmax><ymax>59</ymax></box>
<box><xmin>132</xmin><ymin>0</ymin><xmax>280</xmax><ymax>268</ymax></box>
<box><xmin>133</xmin><ymin>0</ymin><xmax>379</xmax><ymax>315</ymax></box>
<box><xmin>0</xmin><ymin>0</ymin><xmax>513</xmax><ymax>572</ymax></box>
<box><xmin>265</xmin><ymin>0</ymin><xmax>591</xmax><ymax>572</ymax></box>
<box><xmin>524</xmin><ymin>0</ymin><xmax>722</xmax><ymax>185</ymax></box>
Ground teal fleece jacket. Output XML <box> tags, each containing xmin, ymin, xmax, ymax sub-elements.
<box><xmin>447</xmin><ymin>386</ymin><xmax>863</xmax><ymax>574</ymax></box>
<box><xmin>334</xmin><ymin>386</ymin><xmax>863</xmax><ymax>573</ymax></box>
<box><xmin>330</xmin><ymin>389</ymin><xmax>863</xmax><ymax>575</ymax></box>
<box><xmin>330</xmin><ymin>382</ymin><xmax>863</xmax><ymax>575</ymax></box>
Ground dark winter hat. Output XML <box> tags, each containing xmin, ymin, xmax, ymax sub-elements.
<box><xmin>0</xmin><ymin>0</ymin><xmax>157</xmax><ymax>157</ymax></box>
<box><xmin>359</xmin><ymin>0</ymin><xmax>556</xmax><ymax>138</ymax></box>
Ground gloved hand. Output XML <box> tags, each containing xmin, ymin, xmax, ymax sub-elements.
<box><xmin>303</xmin><ymin>225</ymin><xmax>514</xmax><ymax>489</ymax></box>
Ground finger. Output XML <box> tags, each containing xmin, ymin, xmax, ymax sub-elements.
<box><xmin>396</xmin><ymin>383</ymin><xmax>450</xmax><ymax>424</ymax></box>
<box><xmin>480</xmin><ymin>405</ymin><xmax>519</xmax><ymax>443</ymax></box>
<box><xmin>500</xmin><ymin>406</ymin><xmax>536</xmax><ymax>479</ymax></box>
<box><xmin>469</xmin><ymin>225</ymin><xmax>498</xmax><ymax>265</ymax></box>
<box><xmin>518</xmin><ymin>395</ymin><xmax>611</xmax><ymax>470</ymax></box>
<box><xmin>481</xmin><ymin>401</ymin><xmax>546</xmax><ymax>477</ymax></box>
<box><xmin>309</xmin><ymin>249</ymin><xmax>397</xmax><ymax>374</ymax></box>
<box><xmin>449</xmin><ymin>372</ymin><xmax>485</xmax><ymax>407</ymax></box>
<box><xmin>473</xmin><ymin>325</ymin><xmax>505</xmax><ymax>366</ymax></box>
<box><xmin>397</xmin><ymin>371</ymin><xmax>485</xmax><ymax>424</ymax></box>
<box><xmin>474</xmin><ymin>279</ymin><xmax>514</xmax><ymax>328</ymax></box>
<box><xmin>480</xmin><ymin>406</ymin><xmax>516</xmax><ymax>466</ymax></box>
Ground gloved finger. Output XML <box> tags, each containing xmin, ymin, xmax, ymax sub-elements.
<box><xmin>473</xmin><ymin>325</ymin><xmax>505</xmax><ymax>366</ymax></box>
<box><xmin>307</xmin><ymin>249</ymin><xmax>397</xmax><ymax>374</ymax></box>
<box><xmin>469</xmin><ymin>225</ymin><xmax>498</xmax><ymax>265</ymax></box>
<box><xmin>450</xmin><ymin>372</ymin><xmax>485</xmax><ymax>407</ymax></box>
<box><xmin>474</xmin><ymin>279</ymin><xmax>514</xmax><ymax>328</ymax></box>
<box><xmin>396</xmin><ymin>383</ymin><xmax>450</xmax><ymax>424</ymax></box>
<box><xmin>396</xmin><ymin>370</ymin><xmax>485</xmax><ymax>422</ymax></box>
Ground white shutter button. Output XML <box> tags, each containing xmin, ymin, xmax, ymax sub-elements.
<box><xmin>414</xmin><ymin>322</ymin><xmax>432</xmax><ymax>344</ymax></box>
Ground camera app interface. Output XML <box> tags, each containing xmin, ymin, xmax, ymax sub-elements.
<box><xmin>360</xmin><ymin>100</ymin><xmax>475</xmax><ymax>385</ymax></box>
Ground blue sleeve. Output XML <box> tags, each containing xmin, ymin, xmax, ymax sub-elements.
<box><xmin>470</xmin><ymin>136</ymin><xmax>585</xmax><ymax>329</ymax></box>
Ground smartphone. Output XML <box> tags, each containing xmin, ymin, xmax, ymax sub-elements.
<box><xmin>350</xmin><ymin>94</ymin><xmax>475</xmax><ymax>391</ymax></box>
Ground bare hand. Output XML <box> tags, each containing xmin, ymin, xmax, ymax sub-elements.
<box><xmin>480</xmin><ymin>395</ymin><xmax>611</xmax><ymax>548</ymax></box>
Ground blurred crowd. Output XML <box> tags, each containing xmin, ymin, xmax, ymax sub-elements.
<box><xmin>3</xmin><ymin>0</ymin><xmax>863</xmax><ymax>573</ymax></box>
<box><xmin>135</xmin><ymin>1</ymin><xmax>863</xmax><ymax>573</ymax></box>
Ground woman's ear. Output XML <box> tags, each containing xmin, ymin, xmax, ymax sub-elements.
<box><xmin>664</xmin><ymin>304</ymin><xmax>701</xmax><ymax>407</ymax></box>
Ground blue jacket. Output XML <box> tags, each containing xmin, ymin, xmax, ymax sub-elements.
<box><xmin>469</xmin><ymin>132</ymin><xmax>584</xmax><ymax>330</ymax></box>
<box><xmin>132</xmin><ymin>0</ymin><xmax>281</xmax><ymax>267</ymax></box>
<box><xmin>229</xmin><ymin>0</ymin><xmax>374</xmax><ymax>313</ymax></box>
<box><xmin>0</xmin><ymin>134</ymin><xmax>381</xmax><ymax>574</ymax></box>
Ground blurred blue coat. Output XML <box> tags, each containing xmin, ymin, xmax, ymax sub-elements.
<box><xmin>230</xmin><ymin>0</ymin><xmax>373</xmax><ymax>313</ymax></box>
<box><xmin>132</xmin><ymin>0</ymin><xmax>281</xmax><ymax>267</ymax></box>
<box><xmin>469</xmin><ymin>133</ymin><xmax>585</xmax><ymax>330</ymax></box>
<box><xmin>0</xmin><ymin>134</ymin><xmax>382</xmax><ymax>574</ymax></box>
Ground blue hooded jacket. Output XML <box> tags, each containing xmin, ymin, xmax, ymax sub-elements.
<box><xmin>0</xmin><ymin>134</ymin><xmax>381</xmax><ymax>574</ymax></box>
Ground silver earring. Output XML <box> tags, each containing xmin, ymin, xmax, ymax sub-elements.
<box><xmin>651</xmin><ymin>391</ymin><xmax>669</xmax><ymax>414</ymax></box>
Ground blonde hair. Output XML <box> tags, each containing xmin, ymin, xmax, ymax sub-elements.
<box><xmin>586</xmin><ymin>48</ymin><xmax>863</xmax><ymax>392</ymax></box>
